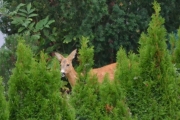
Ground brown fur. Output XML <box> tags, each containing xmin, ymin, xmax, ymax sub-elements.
<box><xmin>55</xmin><ymin>49</ymin><xmax>116</xmax><ymax>87</ymax></box>
<box><xmin>91</xmin><ymin>63</ymin><xmax>116</xmax><ymax>83</ymax></box>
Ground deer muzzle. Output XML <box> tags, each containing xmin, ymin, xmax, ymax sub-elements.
<box><xmin>61</xmin><ymin>69</ymin><xmax>66</xmax><ymax>77</ymax></box>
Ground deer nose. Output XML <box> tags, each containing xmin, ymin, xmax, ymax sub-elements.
<box><xmin>61</xmin><ymin>69</ymin><xmax>65</xmax><ymax>77</ymax></box>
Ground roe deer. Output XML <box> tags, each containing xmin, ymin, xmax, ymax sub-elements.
<box><xmin>55</xmin><ymin>49</ymin><xmax>116</xmax><ymax>86</ymax></box>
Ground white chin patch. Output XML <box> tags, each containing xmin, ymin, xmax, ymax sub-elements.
<box><xmin>61</xmin><ymin>69</ymin><xmax>65</xmax><ymax>73</ymax></box>
<box><xmin>61</xmin><ymin>69</ymin><xmax>65</xmax><ymax>77</ymax></box>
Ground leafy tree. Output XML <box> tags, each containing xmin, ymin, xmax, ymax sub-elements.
<box><xmin>8</xmin><ymin>40</ymin><xmax>63</xmax><ymax>119</ymax></box>
<box><xmin>0</xmin><ymin>77</ymin><xmax>9</xmax><ymax>120</ymax></box>
<box><xmin>2</xmin><ymin>0</ymin><xmax>180</xmax><ymax>67</ymax></box>
<box><xmin>0</xmin><ymin>0</ymin><xmax>8</xmax><ymax>14</ymax></box>
<box><xmin>133</xmin><ymin>1</ymin><xmax>180</xmax><ymax>119</ymax></box>
<box><xmin>0</xmin><ymin>34</ymin><xmax>18</xmax><ymax>91</ymax></box>
<box><xmin>8</xmin><ymin>3</ymin><xmax>56</xmax><ymax>54</ymax></box>
<box><xmin>0</xmin><ymin>0</ymin><xmax>141</xmax><ymax>66</ymax></box>
<box><xmin>56</xmin><ymin>0</ymin><xmax>142</xmax><ymax>65</ymax></box>
<box><xmin>0</xmin><ymin>3</ymin><xmax>56</xmax><ymax>91</ymax></box>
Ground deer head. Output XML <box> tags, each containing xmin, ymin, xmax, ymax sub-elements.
<box><xmin>55</xmin><ymin>49</ymin><xmax>116</xmax><ymax>86</ymax></box>
<box><xmin>55</xmin><ymin>49</ymin><xmax>77</xmax><ymax>86</ymax></box>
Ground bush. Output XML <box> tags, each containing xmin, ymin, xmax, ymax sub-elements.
<box><xmin>133</xmin><ymin>2</ymin><xmax>180</xmax><ymax>119</ymax></box>
<box><xmin>8</xmin><ymin>40</ymin><xmax>63</xmax><ymax>119</ymax></box>
<box><xmin>0</xmin><ymin>77</ymin><xmax>9</xmax><ymax>120</ymax></box>
<box><xmin>71</xmin><ymin>37</ymin><xmax>132</xmax><ymax>119</ymax></box>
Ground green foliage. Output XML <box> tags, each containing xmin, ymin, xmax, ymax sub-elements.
<box><xmin>8</xmin><ymin>2</ymin><xmax>57</xmax><ymax>54</ymax></box>
<box><xmin>115</xmin><ymin>47</ymin><xmax>139</xmax><ymax>91</ymax></box>
<box><xmin>134</xmin><ymin>1</ymin><xmax>180</xmax><ymax>119</ymax></box>
<box><xmin>0</xmin><ymin>3</ymin><xmax>56</xmax><ymax>91</ymax></box>
<box><xmin>8</xmin><ymin>40</ymin><xmax>62</xmax><ymax>120</ymax></box>
<box><xmin>0</xmin><ymin>0</ymin><xmax>8</xmax><ymax>14</ymax></box>
<box><xmin>77</xmin><ymin>36</ymin><xmax>94</xmax><ymax>74</ymax></box>
<box><xmin>71</xmin><ymin>76</ymin><xmax>100</xmax><ymax>119</ymax></box>
<box><xmin>10</xmin><ymin>3</ymin><xmax>54</xmax><ymax>34</ymax></box>
<box><xmin>0</xmin><ymin>34</ymin><xmax>19</xmax><ymax>91</ymax></box>
<box><xmin>2</xmin><ymin>0</ymin><xmax>180</xmax><ymax>66</ymax></box>
<box><xmin>72</xmin><ymin>77</ymin><xmax>133</xmax><ymax>119</ymax></box>
<box><xmin>0</xmin><ymin>77</ymin><xmax>9</xmax><ymax>120</ymax></box>
<box><xmin>0</xmin><ymin>0</ymin><xmax>142</xmax><ymax>66</ymax></box>
<box><xmin>75</xmin><ymin>36</ymin><xmax>95</xmax><ymax>88</ymax></box>
<box><xmin>60</xmin><ymin>95</ymin><xmax>76</xmax><ymax>120</ymax></box>
<box><xmin>168</xmin><ymin>32</ymin><xmax>177</xmax><ymax>63</ymax></box>
<box><xmin>98</xmin><ymin>79</ymin><xmax>133</xmax><ymax>119</ymax></box>
<box><xmin>70</xmin><ymin>37</ymin><xmax>99</xmax><ymax>119</ymax></box>
<box><xmin>71</xmin><ymin>38</ymin><xmax>132</xmax><ymax>119</ymax></box>
<box><xmin>171</xmin><ymin>29</ymin><xmax>180</xmax><ymax>68</ymax></box>
<box><xmin>0</xmin><ymin>1</ymin><xmax>180</xmax><ymax>119</ymax></box>
<box><xmin>58</xmin><ymin>0</ymin><xmax>108</xmax><ymax>44</ymax></box>
<box><xmin>115</xmin><ymin>47</ymin><xmax>140</xmax><ymax>116</ymax></box>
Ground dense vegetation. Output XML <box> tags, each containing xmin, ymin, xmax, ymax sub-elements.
<box><xmin>1</xmin><ymin>0</ymin><xmax>180</xmax><ymax>119</ymax></box>
<box><xmin>1</xmin><ymin>0</ymin><xmax>180</xmax><ymax>65</ymax></box>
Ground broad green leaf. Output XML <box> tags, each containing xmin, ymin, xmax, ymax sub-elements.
<box><xmin>28</xmin><ymin>22</ymin><xmax>35</xmax><ymax>30</ymax></box>
<box><xmin>11</xmin><ymin>20</ymin><xmax>19</xmax><ymax>24</ymax></box>
<box><xmin>31</xmin><ymin>33</ymin><xmax>40</xmax><ymax>40</ymax></box>
<box><xmin>43</xmin><ymin>16</ymin><xmax>49</xmax><ymax>25</ymax></box>
<box><xmin>45</xmin><ymin>20</ymin><xmax>55</xmax><ymax>28</ymax></box>
<box><xmin>47</xmin><ymin>20</ymin><xmax>55</xmax><ymax>25</ymax></box>
<box><xmin>35</xmin><ymin>20</ymin><xmax>44</xmax><ymax>31</ymax></box>
<box><xmin>19</xmin><ymin>9</ymin><xmax>27</xmax><ymax>14</ymax></box>
<box><xmin>63</xmin><ymin>35</ymin><xmax>73</xmax><ymax>43</ymax></box>
<box><xmin>28</xmin><ymin>8</ymin><xmax>36</xmax><ymax>14</ymax></box>
<box><xmin>18</xmin><ymin>27</ymin><xmax>25</xmax><ymax>33</ymax></box>
<box><xmin>24</xmin><ymin>30</ymin><xmax>30</xmax><ymax>35</ymax></box>
<box><xmin>44</xmin><ymin>25</ymin><xmax>50</xmax><ymax>28</ymax></box>
<box><xmin>35</xmin><ymin>17</ymin><xmax>50</xmax><ymax>31</ymax></box>
<box><xmin>11</xmin><ymin>17</ymin><xmax>25</xmax><ymax>25</ymax></box>
<box><xmin>17</xmin><ymin>12</ymin><xmax>27</xmax><ymax>17</ymax></box>
<box><xmin>22</xmin><ymin>20</ymin><xmax>31</xmax><ymax>27</ymax></box>
<box><xmin>9</xmin><ymin>11</ymin><xmax>17</xmax><ymax>16</ymax></box>
<box><xmin>28</xmin><ymin>13</ymin><xmax>38</xmax><ymax>18</ymax></box>
<box><xmin>16</xmin><ymin>3</ymin><xmax>25</xmax><ymax>11</ymax></box>
<box><xmin>27</xmin><ymin>18</ymin><xmax>33</xmax><ymax>21</ymax></box>
<box><xmin>27</xmin><ymin>3</ymin><xmax>31</xmax><ymax>14</ymax></box>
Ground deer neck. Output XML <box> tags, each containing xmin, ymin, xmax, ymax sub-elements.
<box><xmin>66</xmin><ymin>68</ymin><xmax>77</xmax><ymax>86</ymax></box>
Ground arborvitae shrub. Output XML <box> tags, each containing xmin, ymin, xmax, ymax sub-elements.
<box><xmin>174</xmin><ymin>28</ymin><xmax>180</xmax><ymax>68</ymax></box>
<box><xmin>71</xmin><ymin>36</ymin><xmax>99</xmax><ymax>119</ymax></box>
<box><xmin>8</xmin><ymin>40</ymin><xmax>63</xmax><ymax>119</ymax></box>
<box><xmin>115</xmin><ymin>47</ymin><xmax>140</xmax><ymax>94</ymax></box>
<box><xmin>71</xmin><ymin>75</ymin><xmax>101</xmax><ymax>119</ymax></box>
<box><xmin>0</xmin><ymin>77</ymin><xmax>9</xmax><ymax>120</ymax></box>
<box><xmin>76</xmin><ymin>36</ymin><xmax>94</xmax><ymax>75</ymax></box>
<box><xmin>115</xmin><ymin>47</ymin><xmax>140</xmax><ymax>118</ymax></box>
<box><xmin>134</xmin><ymin>1</ymin><xmax>180</xmax><ymax>119</ymax></box>
<box><xmin>71</xmin><ymin>37</ymin><xmax>133</xmax><ymax>119</ymax></box>
<box><xmin>98</xmin><ymin>78</ymin><xmax>133</xmax><ymax>119</ymax></box>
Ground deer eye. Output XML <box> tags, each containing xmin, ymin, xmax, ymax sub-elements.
<box><xmin>67</xmin><ymin>64</ymin><xmax>70</xmax><ymax>66</ymax></box>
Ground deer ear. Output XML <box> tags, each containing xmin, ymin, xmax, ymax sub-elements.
<box><xmin>55</xmin><ymin>52</ymin><xmax>64</xmax><ymax>61</ymax></box>
<box><xmin>68</xmin><ymin>49</ymin><xmax>77</xmax><ymax>61</ymax></box>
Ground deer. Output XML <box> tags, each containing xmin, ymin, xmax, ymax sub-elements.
<box><xmin>55</xmin><ymin>49</ymin><xmax>116</xmax><ymax>87</ymax></box>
